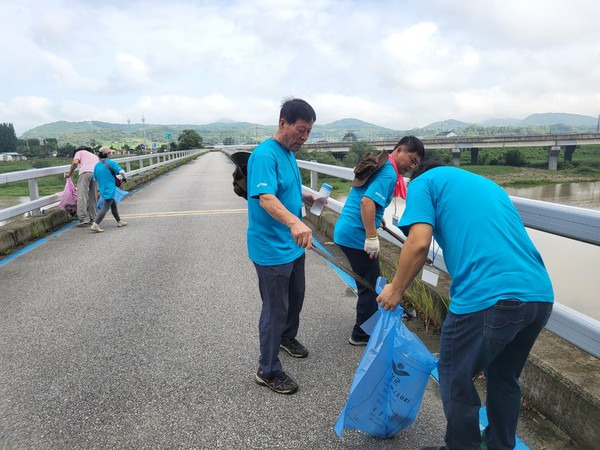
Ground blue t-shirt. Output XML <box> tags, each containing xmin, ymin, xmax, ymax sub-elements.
<box><xmin>93</xmin><ymin>159</ymin><xmax>123</xmax><ymax>200</ymax></box>
<box><xmin>334</xmin><ymin>161</ymin><xmax>397</xmax><ymax>250</ymax></box>
<box><xmin>400</xmin><ymin>166</ymin><xmax>554</xmax><ymax>314</ymax></box>
<box><xmin>247</xmin><ymin>138</ymin><xmax>304</xmax><ymax>266</ymax></box>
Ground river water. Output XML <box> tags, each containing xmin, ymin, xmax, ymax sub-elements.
<box><xmin>505</xmin><ymin>182</ymin><xmax>600</xmax><ymax>321</ymax></box>
<box><xmin>0</xmin><ymin>196</ymin><xmax>31</xmax><ymax>226</ymax></box>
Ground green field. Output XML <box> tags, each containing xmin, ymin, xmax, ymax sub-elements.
<box><xmin>0</xmin><ymin>159</ymin><xmax>72</xmax><ymax>196</ymax></box>
<box><xmin>0</xmin><ymin>158</ymin><xmax>144</xmax><ymax>196</ymax></box>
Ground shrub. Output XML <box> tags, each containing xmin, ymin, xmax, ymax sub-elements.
<box><xmin>32</xmin><ymin>160</ymin><xmax>51</xmax><ymax>169</ymax></box>
<box><xmin>504</xmin><ymin>150</ymin><xmax>527</xmax><ymax>166</ymax></box>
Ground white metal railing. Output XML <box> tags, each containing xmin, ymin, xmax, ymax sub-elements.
<box><xmin>0</xmin><ymin>150</ymin><xmax>203</xmax><ymax>223</ymax></box>
<box><xmin>295</xmin><ymin>158</ymin><xmax>600</xmax><ymax>359</ymax></box>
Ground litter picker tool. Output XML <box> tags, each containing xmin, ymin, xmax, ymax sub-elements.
<box><xmin>310</xmin><ymin>245</ymin><xmax>376</xmax><ymax>293</ymax></box>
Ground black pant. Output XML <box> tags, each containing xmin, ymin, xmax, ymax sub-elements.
<box><xmin>339</xmin><ymin>245</ymin><xmax>380</xmax><ymax>340</ymax></box>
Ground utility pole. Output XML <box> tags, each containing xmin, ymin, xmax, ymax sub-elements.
<box><xmin>597</xmin><ymin>114</ymin><xmax>599</xmax><ymax>133</ymax></box>
<box><xmin>141</xmin><ymin>113</ymin><xmax>146</xmax><ymax>153</ymax></box>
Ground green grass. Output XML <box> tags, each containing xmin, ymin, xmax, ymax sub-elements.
<box><xmin>460</xmin><ymin>165</ymin><xmax>517</xmax><ymax>176</ymax></box>
<box><xmin>403</xmin><ymin>279</ymin><xmax>450</xmax><ymax>330</ymax></box>
<box><xmin>318</xmin><ymin>176</ymin><xmax>352</xmax><ymax>198</ymax></box>
<box><xmin>0</xmin><ymin>158</ymin><xmax>71</xmax><ymax>174</ymax></box>
<box><xmin>0</xmin><ymin>175</ymin><xmax>70</xmax><ymax>196</ymax></box>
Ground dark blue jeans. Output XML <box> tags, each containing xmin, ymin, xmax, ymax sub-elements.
<box><xmin>339</xmin><ymin>245</ymin><xmax>380</xmax><ymax>340</ymax></box>
<box><xmin>439</xmin><ymin>300</ymin><xmax>553</xmax><ymax>450</ymax></box>
<box><xmin>254</xmin><ymin>255</ymin><xmax>305</xmax><ymax>378</ymax></box>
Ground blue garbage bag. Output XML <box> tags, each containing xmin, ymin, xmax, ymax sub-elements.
<box><xmin>97</xmin><ymin>187</ymin><xmax>128</xmax><ymax>210</ymax></box>
<box><xmin>334</xmin><ymin>305</ymin><xmax>438</xmax><ymax>439</ymax></box>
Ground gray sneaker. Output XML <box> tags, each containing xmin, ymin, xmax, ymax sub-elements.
<box><xmin>76</xmin><ymin>220</ymin><xmax>91</xmax><ymax>227</ymax></box>
<box><xmin>349</xmin><ymin>336</ymin><xmax>369</xmax><ymax>346</ymax></box>
<box><xmin>255</xmin><ymin>369</ymin><xmax>298</xmax><ymax>395</ymax></box>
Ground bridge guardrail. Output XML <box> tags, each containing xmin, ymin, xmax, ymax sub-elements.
<box><xmin>278</xmin><ymin>157</ymin><xmax>599</xmax><ymax>358</ymax></box>
<box><xmin>0</xmin><ymin>150</ymin><xmax>203</xmax><ymax>223</ymax></box>
<box><xmin>293</xmin><ymin>159</ymin><xmax>600</xmax><ymax>358</ymax></box>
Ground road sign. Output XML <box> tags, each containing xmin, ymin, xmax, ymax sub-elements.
<box><xmin>165</xmin><ymin>133</ymin><xmax>171</xmax><ymax>140</ymax></box>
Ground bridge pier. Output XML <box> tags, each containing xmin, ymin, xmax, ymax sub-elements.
<box><xmin>471</xmin><ymin>147</ymin><xmax>479</xmax><ymax>165</ymax></box>
<box><xmin>548</xmin><ymin>146</ymin><xmax>561</xmax><ymax>171</ymax></box>
<box><xmin>564</xmin><ymin>144</ymin><xmax>577</xmax><ymax>163</ymax></box>
<box><xmin>452</xmin><ymin>147</ymin><xmax>461</xmax><ymax>166</ymax></box>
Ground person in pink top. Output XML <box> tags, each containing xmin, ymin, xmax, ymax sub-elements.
<box><xmin>65</xmin><ymin>145</ymin><xmax>100</xmax><ymax>226</ymax></box>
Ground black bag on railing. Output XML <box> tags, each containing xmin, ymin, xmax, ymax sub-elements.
<box><xmin>230</xmin><ymin>152</ymin><xmax>251</xmax><ymax>199</ymax></box>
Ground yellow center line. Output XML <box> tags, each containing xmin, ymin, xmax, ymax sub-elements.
<box><xmin>121</xmin><ymin>208</ymin><xmax>247</xmax><ymax>219</ymax></box>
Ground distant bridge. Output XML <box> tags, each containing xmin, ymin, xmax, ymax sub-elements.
<box><xmin>219</xmin><ymin>132</ymin><xmax>600</xmax><ymax>170</ymax></box>
<box><xmin>303</xmin><ymin>133</ymin><xmax>600</xmax><ymax>170</ymax></box>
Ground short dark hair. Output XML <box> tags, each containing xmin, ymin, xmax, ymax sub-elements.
<box><xmin>410</xmin><ymin>159</ymin><xmax>447</xmax><ymax>181</ymax></box>
<box><xmin>279</xmin><ymin>98</ymin><xmax>316</xmax><ymax>125</ymax></box>
<box><xmin>393</xmin><ymin>136</ymin><xmax>425</xmax><ymax>159</ymax></box>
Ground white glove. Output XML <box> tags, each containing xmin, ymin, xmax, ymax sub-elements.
<box><xmin>364</xmin><ymin>236</ymin><xmax>380</xmax><ymax>258</ymax></box>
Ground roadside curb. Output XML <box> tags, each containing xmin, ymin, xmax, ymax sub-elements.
<box><xmin>0</xmin><ymin>153</ymin><xmax>204</xmax><ymax>256</ymax></box>
<box><xmin>306</xmin><ymin>208</ymin><xmax>599</xmax><ymax>449</ymax></box>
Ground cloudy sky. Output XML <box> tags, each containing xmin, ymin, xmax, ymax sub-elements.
<box><xmin>1</xmin><ymin>0</ymin><xmax>599</xmax><ymax>135</ymax></box>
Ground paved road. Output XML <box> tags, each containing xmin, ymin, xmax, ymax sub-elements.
<box><xmin>1</xmin><ymin>151</ymin><xmax>567</xmax><ymax>449</ymax></box>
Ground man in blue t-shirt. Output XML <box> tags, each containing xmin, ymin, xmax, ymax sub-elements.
<box><xmin>377</xmin><ymin>160</ymin><xmax>554</xmax><ymax>450</ymax></box>
<box><xmin>334</xmin><ymin>136</ymin><xmax>424</xmax><ymax>346</ymax></box>
<box><xmin>247</xmin><ymin>98</ymin><xmax>317</xmax><ymax>395</ymax></box>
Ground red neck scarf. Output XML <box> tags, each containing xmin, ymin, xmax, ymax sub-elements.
<box><xmin>388</xmin><ymin>155</ymin><xmax>407</xmax><ymax>199</ymax></box>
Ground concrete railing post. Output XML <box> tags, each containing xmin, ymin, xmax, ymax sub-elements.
<box><xmin>27</xmin><ymin>178</ymin><xmax>43</xmax><ymax>216</ymax></box>
<box><xmin>548</xmin><ymin>146</ymin><xmax>561</xmax><ymax>171</ymax></box>
<box><xmin>452</xmin><ymin>147</ymin><xmax>461</xmax><ymax>166</ymax></box>
<box><xmin>310</xmin><ymin>160</ymin><xmax>318</xmax><ymax>190</ymax></box>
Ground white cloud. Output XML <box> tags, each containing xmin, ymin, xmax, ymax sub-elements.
<box><xmin>1</xmin><ymin>0</ymin><xmax>599</xmax><ymax>136</ymax></box>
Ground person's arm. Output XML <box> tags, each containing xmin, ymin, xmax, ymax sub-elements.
<box><xmin>377</xmin><ymin>223</ymin><xmax>433</xmax><ymax>310</ymax></box>
<box><xmin>110</xmin><ymin>161</ymin><xmax>127</xmax><ymax>182</ymax></box>
<box><xmin>361</xmin><ymin>196</ymin><xmax>379</xmax><ymax>258</ymax></box>
<box><xmin>65</xmin><ymin>159</ymin><xmax>79</xmax><ymax>178</ymax></box>
<box><xmin>259</xmin><ymin>193</ymin><xmax>313</xmax><ymax>249</ymax></box>
<box><xmin>360</xmin><ymin>196</ymin><xmax>377</xmax><ymax>237</ymax></box>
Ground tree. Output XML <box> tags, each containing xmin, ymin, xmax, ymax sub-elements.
<box><xmin>342</xmin><ymin>131</ymin><xmax>357</xmax><ymax>142</ymax></box>
<box><xmin>0</xmin><ymin>123</ymin><xmax>18</xmax><ymax>153</ymax></box>
<box><xmin>343</xmin><ymin>141</ymin><xmax>377</xmax><ymax>167</ymax></box>
<box><xmin>296</xmin><ymin>149</ymin><xmax>339</xmax><ymax>166</ymax></box>
<box><xmin>57</xmin><ymin>143</ymin><xmax>76</xmax><ymax>158</ymax></box>
<box><xmin>22</xmin><ymin>138</ymin><xmax>42</xmax><ymax>158</ymax></box>
<box><xmin>223</xmin><ymin>136</ymin><xmax>235</xmax><ymax>145</ymax></box>
<box><xmin>504</xmin><ymin>150</ymin><xmax>527</xmax><ymax>167</ymax></box>
<box><xmin>45</xmin><ymin>138</ymin><xmax>58</xmax><ymax>157</ymax></box>
<box><xmin>178</xmin><ymin>129</ymin><xmax>203</xmax><ymax>150</ymax></box>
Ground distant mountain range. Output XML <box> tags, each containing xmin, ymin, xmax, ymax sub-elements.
<box><xmin>421</xmin><ymin>113</ymin><xmax>599</xmax><ymax>131</ymax></box>
<box><xmin>19</xmin><ymin>113</ymin><xmax>599</xmax><ymax>147</ymax></box>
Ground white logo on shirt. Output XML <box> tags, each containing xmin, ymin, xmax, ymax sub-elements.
<box><xmin>256</xmin><ymin>182</ymin><xmax>268</xmax><ymax>188</ymax></box>
<box><xmin>375</xmin><ymin>191</ymin><xmax>385</xmax><ymax>200</ymax></box>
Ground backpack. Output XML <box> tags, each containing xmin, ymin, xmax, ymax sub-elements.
<box><xmin>231</xmin><ymin>151</ymin><xmax>251</xmax><ymax>199</ymax></box>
